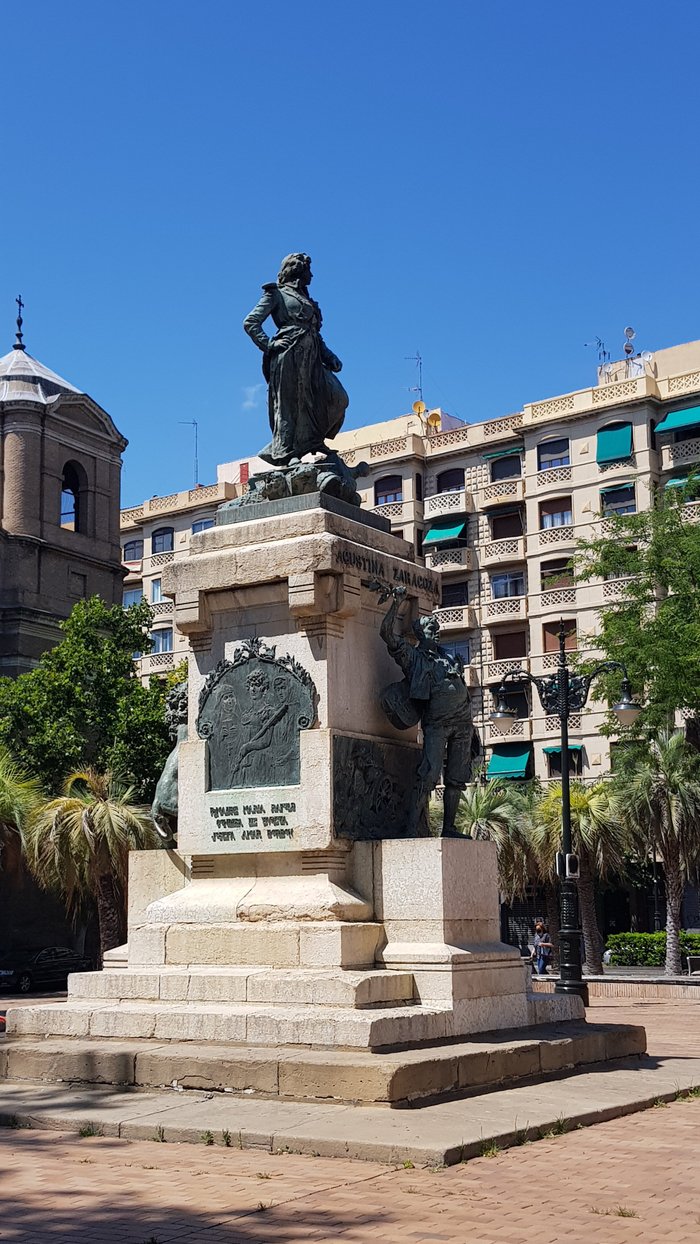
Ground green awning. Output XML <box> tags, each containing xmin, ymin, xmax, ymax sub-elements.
<box><xmin>482</xmin><ymin>446</ymin><xmax>524</xmax><ymax>461</ymax></box>
<box><xmin>655</xmin><ymin>405</ymin><xmax>700</xmax><ymax>434</ymax></box>
<box><xmin>542</xmin><ymin>744</ymin><xmax>583</xmax><ymax>755</ymax></box>
<box><xmin>487</xmin><ymin>744</ymin><xmax>532</xmax><ymax>778</ymax></box>
<box><xmin>600</xmin><ymin>481</ymin><xmax>634</xmax><ymax>495</ymax></box>
<box><xmin>423</xmin><ymin>521</ymin><xmax>466</xmax><ymax>545</ymax></box>
<box><xmin>596</xmin><ymin>423</ymin><xmax>633</xmax><ymax>464</ymax></box>
<box><xmin>665</xmin><ymin>476</ymin><xmax>693</xmax><ymax>489</ymax></box>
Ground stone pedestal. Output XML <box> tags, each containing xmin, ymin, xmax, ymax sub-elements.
<box><xmin>6</xmin><ymin>498</ymin><xmax>587</xmax><ymax>1065</ymax></box>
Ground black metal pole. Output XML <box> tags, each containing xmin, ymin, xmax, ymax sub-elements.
<box><xmin>554</xmin><ymin>623</ymin><xmax>589</xmax><ymax>1005</ymax></box>
<box><xmin>652</xmin><ymin>847</ymin><xmax>662</xmax><ymax>933</ymax></box>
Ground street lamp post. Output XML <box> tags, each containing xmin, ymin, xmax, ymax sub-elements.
<box><xmin>490</xmin><ymin>620</ymin><xmax>642</xmax><ymax>1006</ymax></box>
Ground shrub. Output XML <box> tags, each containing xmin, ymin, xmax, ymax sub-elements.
<box><xmin>606</xmin><ymin>931</ymin><xmax>700</xmax><ymax>968</ymax></box>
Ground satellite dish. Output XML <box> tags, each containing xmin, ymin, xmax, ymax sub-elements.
<box><xmin>642</xmin><ymin>351</ymin><xmax>653</xmax><ymax>362</ymax></box>
<box><xmin>412</xmin><ymin>400</ymin><xmax>426</xmax><ymax>416</ymax></box>
<box><xmin>426</xmin><ymin>409</ymin><xmax>441</xmax><ymax>428</ymax></box>
<box><xmin>624</xmin><ymin>343</ymin><xmax>635</xmax><ymax>356</ymax></box>
<box><xmin>624</xmin><ymin>326</ymin><xmax>636</xmax><ymax>340</ymax></box>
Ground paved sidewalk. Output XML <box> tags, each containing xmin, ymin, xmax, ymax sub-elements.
<box><xmin>1</xmin><ymin>998</ymin><xmax>699</xmax><ymax>1241</ymax></box>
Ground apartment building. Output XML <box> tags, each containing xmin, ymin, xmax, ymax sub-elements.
<box><xmin>329</xmin><ymin>338</ymin><xmax>700</xmax><ymax>783</ymax></box>
<box><xmin>121</xmin><ymin>337</ymin><xmax>700</xmax><ymax>782</ymax></box>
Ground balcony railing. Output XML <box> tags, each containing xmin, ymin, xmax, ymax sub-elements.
<box><xmin>535</xmin><ymin>466</ymin><xmax>572</xmax><ymax>488</ymax></box>
<box><xmin>485</xmin><ymin>717</ymin><xmax>532</xmax><ymax>743</ymax></box>
<box><xmin>424</xmin><ymin>545</ymin><xmax>473</xmax><ymax>572</ymax></box>
<box><xmin>150</xmin><ymin>599</ymin><xmax>174</xmax><ymax>618</ymax></box>
<box><xmin>479</xmin><ymin>535</ymin><xmax>526</xmax><ymax>566</ymax></box>
<box><xmin>434</xmin><ymin>605</ymin><xmax>478</xmax><ymax>631</ymax></box>
<box><xmin>423</xmin><ymin>487</ymin><xmax>473</xmax><ymax>519</ymax></box>
<box><xmin>538</xmin><ymin>585</ymin><xmax>577</xmax><ymax>611</ymax></box>
<box><xmin>485</xmin><ymin>656</ymin><xmax>530</xmax><ymax>683</ymax></box>
<box><xmin>661</xmin><ymin>439</ymin><xmax>700</xmax><ymax>472</ymax></box>
<box><xmin>138</xmin><ymin>652</ymin><xmax>175</xmax><ymax>675</ymax></box>
<box><xmin>537</xmin><ymin>525</ymin><xmax>575</xmax><ymax>549</ymax></box>
<box><xmin>483</xmin><ymin>595</ymin><xmax>528</xmax><ymax>624</ymax></box>
<box><xmin>478</xmin><ymin>477</ymin><xmax>525</xmax><ymax>507</ymax></box>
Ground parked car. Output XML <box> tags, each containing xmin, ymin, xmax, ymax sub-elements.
<box><xmin>0</xmin><ymin>947</ymin><xmax>93</xmax><ymax>993</ymax></box>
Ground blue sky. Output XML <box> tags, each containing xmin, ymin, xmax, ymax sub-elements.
<box><xmin>3</xmin><ymin>2</ymin><xmax>700</xmax><ymax>506</ymax></box>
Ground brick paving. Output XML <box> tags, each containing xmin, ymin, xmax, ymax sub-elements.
<box><xmin>1</xmin><ymin>997</ymin><xmax>700</xmax><ymax>1243</ymax></box>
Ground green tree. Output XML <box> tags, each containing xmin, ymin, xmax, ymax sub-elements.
<box><xmin>575</xmin><ymin>485</ymin><xmax>700</xmax><ymax>732</ymax></box>
<box><xmin>0</xmin><ymin>597</ymin><xmax>170</xmax><ymax>798</ymax></box>
<box><xmin>614</xmin><ymin>731</ymin><xmax>700</xmax><ymax>976</ymax></box>
<box><xmin>24</xmin><ymin>769</ymin><xmax>161</xmax><ymax>958</ymax></box>
<box><xmin>0</xmin><ymin>747</ymin><xmax>43</xmax><ymax>881</ymax></box>
<box><xmin>531</xmin><ymin>781</ymin><xmax>628</xmax><ymax>974</ymax></box>
<box><xmin>455</xmin><ymin>780</ymin><xmax>533</xmax><ymax>901</ymax></box>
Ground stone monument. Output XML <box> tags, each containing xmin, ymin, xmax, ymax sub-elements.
<box><xmin>4</xmin><ymin>255</ymin><xmax>645</xmax><ymax>1106</ymax></box>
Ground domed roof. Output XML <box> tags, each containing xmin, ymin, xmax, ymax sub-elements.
<box><xmin>0</xmin><ymin>345</ymin><xmax>81</xmax><ymax>404</ymax></box>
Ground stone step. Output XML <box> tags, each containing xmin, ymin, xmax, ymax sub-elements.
<box><xmin>0</xmin><ymin>1021</ymin><xmax>647</xmax><ymax>1104</ymax></box>
<box><xmin>67</xmin><ymin>966</ymin><xmax>416</xmax><ymax>1009</ymax></box>
<box><xmin>6</xmin><ymin>998</ymin><xmax>452</xmax><ymax>1049</ymax></box>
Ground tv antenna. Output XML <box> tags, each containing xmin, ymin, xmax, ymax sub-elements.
<box><xmin>584</xmin><ymin>336</ymin><xmax>610</xmax><ymax>365</ymax></box>
<box><xmin>179</xmin><ymin>419</ymin><xmax>199</xmax><ymax>487</ymax></box>
<box><xmin>623</xmin><ymin>326</ymin><xmax>636</xmax><ymax>357</ymax></box>
<box><xmin>406</xmin><ymin>350</ymin><xmax>423</xmax><ymax>403</ymax></box>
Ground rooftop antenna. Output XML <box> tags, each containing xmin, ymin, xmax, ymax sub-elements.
<box><xmin>623</xmin><ymin>326</ymin><xmax>636</xmax><ymax>357</ymax></box>
<box><xmin>405</xmin><ymin>350</ymin><xmax>423</xmax><ymax>403</ymax></box>
<box><xmin>179</xmin><ymin>419</ymin><xmax>199</xmax><ymax>487</ymax></box>
<box><xmin>584</xmin><ymin>336</ymin><xmax>610</xmax><ymax>366</ymax></box>
<box><xmin>13</xmin><ymin>295</ymin><xmax>25</xmax><ymax>352</ymax></box>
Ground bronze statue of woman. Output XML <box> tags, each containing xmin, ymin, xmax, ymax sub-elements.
<box><xmin>243</xmin><ymin>253</ymin><xmax>349</xmax><ymax>466</ymax></box>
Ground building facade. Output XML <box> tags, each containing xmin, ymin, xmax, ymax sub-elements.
<box><xmin>0</xmin><ymin>334</ymin><xmax>126</xmax><ymax>676</ymax></box>
<box><xmin>329</xmin><ymin>338</ymin><xmax>700</xmax><ymax>783</ymax></box>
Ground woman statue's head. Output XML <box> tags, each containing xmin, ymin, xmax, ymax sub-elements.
<box><xmin>278</xmin><ymin>253</ymin><xmax>312</xmax><ymax>286</ymax></box>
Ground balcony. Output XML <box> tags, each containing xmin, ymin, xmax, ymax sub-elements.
<box><xmin>372</xmin><ymin>500</ymin><xmax>418</xmax><ymax>523</ymax></box>
<box><xmin>537</xmin><ymin>526</ymin><xmax>575</xmax><ymax>550</ymax></box>
<box><xmin>537</xmin><ymin>585</ymin><xmax>577</xmax><ymax>613</ymax></box>
<box><xmin>434</xmin><ymin>605</ymin><xmax>478</xmax><ymax>632</ymax></box>
<box><xmin>138</xmin><ymin>652</ymin><xmax>176</xmax><ymax>676</ymax></box>
<box><xmin>485</xmin><ymin>717</ymin><xmax>532</xmax><ymax>744</ymax></box>
<box><xmin>144</xmin><ymin>550</ymin><xmax>176</xmax><ymax>570</ymax></box>
<box><xmin>150</xmin><ymin>599</ymin><xmax>174</xmax><ymax>619</ymax></box>
<box><xmin>482</xmin><ymin>595</ymin><xmax>528</xmax><ymax>625</ymax></box>
<box><xmin>660</xmin><ymin>437</ymin><xmax>700</xmax><ymax>473</ymax></box>
<box><xmin>477</xmin><ymin>477</ymin><xmax>525</xmax><ymax>508</ymax></box>
<box><xmin>424</xmin><ymin>545</ymin><xmax>474</xmax><ymax>572</ymax></box>
<box><xmin>535</xmin><ymin>466</ymin><xmax>573</xmax><ymax>490</ymax></box>
<box><xmin>485</xmin><ymin>656</ymin><xmax>530</xmax><ymax>683</ymax></box>
<box><xmin>479</xmin><ymin>535</ymin><xmax>526</xmax><ymax>567</ymax></box>
<box><xmin>423</xmin><ymin>487</ymin><xmax>474</xmax><ymax>520</ymax></box>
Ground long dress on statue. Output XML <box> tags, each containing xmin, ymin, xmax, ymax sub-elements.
<box><xmin>243</xmin><ymin>282</ymin><xmax>349</xmax><ymax>465</ymax></box>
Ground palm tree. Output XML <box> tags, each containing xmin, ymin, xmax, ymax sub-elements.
<box><xmin>455</xmin><ymin>780</ymin><xmax>533</xmax><ymax>902</ymax></box>
<box><xmin>531</xmin><ymin>781</ymin><xmax>629</xmax><ymax>975</ymax></box>
<box><xmin>615</xmin><ymin>731</ymin><xmax>700</xmax><ymax>976</ymax></box>
<box><xmin>23</xmin><ymin>770</ymin><xmax>160</xmax><ymax>960</ymax></box>
<box><xmin>0</xmin><ymin>747</ymin><xmax>43</xmax><ymax>881</ymax></box>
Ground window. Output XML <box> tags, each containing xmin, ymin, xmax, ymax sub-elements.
<box><xmin>601</xmin><ymin>484</ymin><xmax>636</xmax><ymax>517</ymax></box>
<box><xmin>493</xmin><ymin>629</ymin><xmax>527</xmax><ymax>660</ymax></box>
<box><xmin>546</xmin><ymin>747</ymin><xmax>583</xmax><ymax>777</ymax></box>
<box><xmin>543</xmin><ymin>620</ymin><xmax>576</xmax><ymax>652</ymax></box>
<box><xmin>415</xmin><ymin>528</ymin><xmax>424</xmax><ymax>556</ymax></box>
<box><xmin>491</xmin><ymin>455</ymin><xmax>521</xmax><ymax>482</ymax></box>
<box><xmin>441</xmin><ymin>639</ymin><xmax>471</xmax><ymax>664</ymax></box>
<box><xmin>375</xmin><ymin>475</ymin><xmax>403</xmax><ymax>505</ymax></box>
<box><xmin>123</xmin><ymin>539</ymin><xmax>144</xmax><ymax>563</ymax></box>
<box><xmin>60</xmin><ymin>462</ymin><xmax>86</xmax><ymax>531</ymax></box>
<box><xmin>151</xmin><ymin>628</ymin><xmax>173</xmax><ymax>654</ymax></box>
<box><xmin>123</xmin><ymin>587</ymin><xmax>144</xmax><ymax>608</ymax></box>
<box><xmin>490</xmin><ymin>508</ymin><xmax>523</xmax><ymax>540</ymax></box>
<box><xmin>491</xmin><ymin>570</ymin><xmax>525</xmax><ymax>599</ymax></box>
<box><xmin>151</xmin><ymin>579</ymin><xmax>162</xmax><ymax>603</ymax></box>
<box><xmin>151</xmin><ymin>527</ymin><xmax>174</xmax><ymax>554</ymax></box>
<box><xmin>415</xmin><ymin>472</ymin><xmax>423</xmax><ymax>502</ymax></box>
<box><xmin>392</xmin><ymin>528</ymin><xmax>404</xmax><ymax>540</ymax></box>
<box><xmin>539</xmin><ymin>497</ymin><xmax>572</xmax><ymax>529</ymax></box>
<box><xmin>596</xmin><ymin>422</ymin><xmax>633</xmax><ymax>465</ymax></box>
<box><xmin>192</xmin><ymin>518</ymin><xmax>215</xmax><ymax>534</ymax></box>
<box><xmin>441</xmin><ymin>580</ymin><xmax>469</xmax><ymax>607</ymax></box>
<box><xmin>491</xmin><ymin>684</ymin><xmax>530</xmax><ymax>719</ymax></box>
<box><xmin>436</xmin><ymin>467</ymin><xmax>464</xmax><ymax>494</ymax></box>
<box><xmin>537</xmin><ymin>438</ymin><xmax>570</xmax><ymax>470</ymax></box>
<box><xmin>540</xmin><ymin>558</ymin><xmax>573</xmax><ymax>590</ymax></box>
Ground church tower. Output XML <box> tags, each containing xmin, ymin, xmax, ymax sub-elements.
<box><xmin>0</xmin><ymin>304</ymin><xmax>127</xmax><ymax>675</ymax></box>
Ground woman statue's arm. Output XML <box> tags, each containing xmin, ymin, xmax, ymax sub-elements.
<box><xmin>243</xmin><ymin>287</ymin><xmax>276</xmax><ymax>353</ymax></box>
<box><xmin>319</xmin><ymin>335</ymin><xmax>342</xmax><ymax>372</ymax></box>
